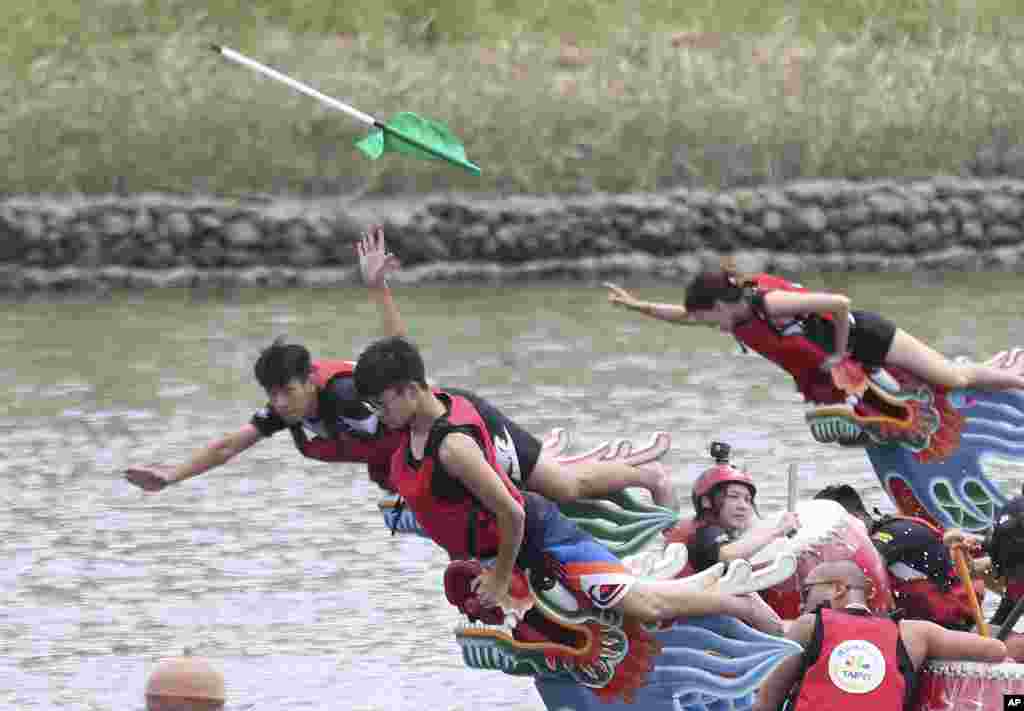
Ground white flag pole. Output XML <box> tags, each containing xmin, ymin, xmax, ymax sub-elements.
<box><xmin>210</xmin><ymin>44</ymin><xmax>381</xmax><ymax>128</ymax></box>
<box><xmin>210</xmin><ymin>44</ymin><xmax>481</xmax><ymax>175</ymax></box>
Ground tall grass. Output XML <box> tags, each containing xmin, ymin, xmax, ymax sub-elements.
<box><xmin>1</xmin><ymin>1</ymin><xmax>1023</xmax><ymax>195</ymax></box>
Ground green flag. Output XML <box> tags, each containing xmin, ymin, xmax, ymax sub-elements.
<box><xmin>356</xmin><ymin>112</ymin><xmax>481</xmax><ymax>175</ymax></box>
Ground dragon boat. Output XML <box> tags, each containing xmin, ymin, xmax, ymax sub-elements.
<box><xmin>381</xmin><ymin>429</ymin><xmax>807</xmax><ymax>710</ymax></box>
<box><xmin>378</xmin><ymin>348</ymin><xmax>1024</xmax><ymax>709</ymax></box>
<box><xmin>378</xmin><ymin>424</ymin><xmax>1024</xmax><ymax>710</ymax></box>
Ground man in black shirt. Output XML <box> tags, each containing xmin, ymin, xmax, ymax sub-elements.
<box><xmin>814</xmin><ymin>484</ymin><xmax>980</xmax><ymax>631</ymax></box>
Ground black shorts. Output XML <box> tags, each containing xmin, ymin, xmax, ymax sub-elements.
<box><xmin>849</xmin><ymin>310</ymin><xmax>897</xmax><ymax>369</ymax></box>
<box><xmin>504</xmin><ymin>417</ymin><xmax>542</xmax><ymax>484</ymax></box>
<box><xmin>446</xmin><ymin>388</ymin><xmax>542</xmax><ymax>486</ymax></box>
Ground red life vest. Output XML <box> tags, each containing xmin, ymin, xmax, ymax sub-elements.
<box><xmin>732</xmin><ymin>274</ymin><xmax>844</xmax><ymax>404</ymax></box>
<box><xmin>290</xmin><ymin>359</ymin><xmax>406</xmax><ymax>490</ymax></box>
<box><xmin>792</xmin><ymin>608</ymin><xmax>907</xmax><ymax>710</ymax></box>
<box><xmin>390</xmin><ymin>392</ymin><xmax>526</xmax><ymax>559</ymax></box>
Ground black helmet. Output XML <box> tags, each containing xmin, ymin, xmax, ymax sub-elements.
<box><xmin>989</xmin><ymin>495</ymin><xmax>1024</xmax><ymax>579</ymax></box>
<box><xmin>814</xmin><ymin>484</ymin><xmax>870</xmax><ymax>519</ymax></box>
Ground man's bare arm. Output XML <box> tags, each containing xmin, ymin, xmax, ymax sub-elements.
<box><xmin>125</xmin><ymin>424</ymin><xmax>263</xmax><ymax>491</ymax></box>
<box><xmin>904</xmin><ymin>620</ymin><xmax>1007</xmax><ymax>665</ymax></box>
<box><xmin>359</xmin><ymin>225</ymin><xmax>406</xmax><ymax>337</ymax></box>
<box><xmin>604</xmin><ymin>283</ymin><xmax>708</xmax><ymax>326</ymax></box>
<box><xmin>440</xmin><ymin>432</ymin><xmax>526</xmax><ymax>593</ymax></box>
<box><xmin>752</xmin><ymin>614</ymin><xmax>814</xmax><ymax>711</ymax></box>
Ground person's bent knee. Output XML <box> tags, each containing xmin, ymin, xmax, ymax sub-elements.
<box><xmin>526</xmin><ymin>455</ymin><xmax>583</xmax><ymax>502</ymax></box>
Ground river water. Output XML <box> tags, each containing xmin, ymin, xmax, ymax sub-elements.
<box><xmin>2</xmin><ymin>272</ymin><xmax>1022</xmax><ymax>710</ymax></box>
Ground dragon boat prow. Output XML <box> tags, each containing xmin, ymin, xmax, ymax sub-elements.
<box><xmin>446</xmin><ymin>548</ymin><xmax>804</xmax><ymax>711</ymax></box>
<box><xmin>804</xmin><ymin>348</ymin><xmax>1024</xmax><ymax>532</ymax></box>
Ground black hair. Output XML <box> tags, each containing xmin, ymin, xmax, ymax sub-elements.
<box><xmin>354</xmin><ymin>336</ymin><xmax>428</xmax><ymax>400</ymax></box>
<box><xmin>990</xmin><ymin>495</ymin><xmax>1024</xmax><ymax>580</ymax></box>
<box><xmin>684</xmin><ymin>270</ymin><xmax>745</xmax><ymax>312</ymax></box>
<box><xmin>253</xmin><ymin>337</ymin><xmax>312</xmax><ymax>391</ymax></box>
<box><xmin>814</xmin><ymin>484</ymin><xmax>871</xmax><ymax>519</ymax></box>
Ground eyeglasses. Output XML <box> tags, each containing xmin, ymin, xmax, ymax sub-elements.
<box><xmin>363</xmin><ymin>386</ymin><xmax>403</xmax><ymax>414</ymax></box>
<box><xmin>363</xmin><ymin>396</ymin><xmax>387</xmax><ymax>414</ymax></box>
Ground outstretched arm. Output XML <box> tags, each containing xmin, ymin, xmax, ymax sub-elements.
<box><xmin>762</xmin><ymin>290</ymin><xmax>851</xmax><ymax>356</ymax></box>
<box><xmin>125</xmin><ymin>424</ymin><xmax>263</xmax><ymax>491</ymax></box>
<box><xmin>903</xmin><ymin>619</ymin><xmax>1007</xmax><ymax>665</ymax></box>
<box><xmin>359</xmin><ymin>224</ymin><xmax>406</xmax><ymax>337</ymax></box>
<box><xmin>604</xmin><ymin>282</ymin><xmax>708</xmax><ymax>326</ymax></box>
<box><xmin>718</xmin><ymin>513</ymin><xmax>800</xmax><ymax>564</ymax></box>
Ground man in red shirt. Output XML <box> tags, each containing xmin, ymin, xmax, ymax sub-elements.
<box><xmin>753</xmin><ymin>559</ymin><xmax>1006</xmax><ymax>711</ymax></box>
<box><xmin>125</xmin><ymin>226</ymin><xmax>675</xmax><ymax>509</ymax></box>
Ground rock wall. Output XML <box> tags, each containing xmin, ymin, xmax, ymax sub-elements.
<box><xmin>3</xmin><ymin>177</ymin><xmax>1024</xmax><ymax>291</ymax></box>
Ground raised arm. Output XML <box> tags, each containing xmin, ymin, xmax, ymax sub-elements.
<box><xmin>359</xmin><ymin>224</ymin><xmax>407</xmax><ymax>337</ymax></box>
<box><xmin>439</xmin><ymin>431</ymin><xmax>526</xmax><ymax>609</ymax></box>
<box><xmin>762</xmin><ymin>290</ymin><xmax>851</xmax><ymax>356</ymax></box>
<box><xmin>604</xmin><ymin>282</ymin><xmax>708</xmax><ymax>326</ymax></box>
<box><xmin>124</xmin><ymin>424</ymin><xmax>263</xmax><ymax>492</ymax></box>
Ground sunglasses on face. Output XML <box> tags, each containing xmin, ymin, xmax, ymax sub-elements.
<box><xmin>800</xmin><ymin>580</ymin><xmax>864</xmax><ymax>601</ymax></box>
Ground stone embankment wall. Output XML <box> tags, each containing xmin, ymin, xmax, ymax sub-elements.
<box><xmin>3</xmin><ymin>177</ymin><xmax>1024</xmax><ymax>291</ymax></box>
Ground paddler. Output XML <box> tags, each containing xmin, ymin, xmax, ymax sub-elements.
<box><xmin>753</xmin><ymin>559</ymin><xmax>1007</xmax><ymax>711</ymax></box>
<box><xmin>685</xmin><ymin>441</ymin><xmax>800</xmax><ymax>574</ymax></box>
<box><xmin>814</xmin><ymin>484</ymin><xmax>982</xmax><ymax>631</ymax></box>
<box><xmin>945</xmin><ymin>491</ymin><xmax>1024</xmax><ymax>660</ymax></box>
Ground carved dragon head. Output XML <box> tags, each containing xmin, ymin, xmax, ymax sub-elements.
<box><xmin>807</xmin><ymin>350</ymin><xmax>1024</xmax><ymax>532</ymax></box>
<box><xmin>444</xmin><ymin>559</ymin><xmax>654</xmax><ymax>700</ymax></box>
<box><xmin>805</xmin><ymin>368</ymin><xmax>953</xmax><ymax>456</ymax></box>
<box><xmin>445</xmin><ymin>545</ymin><xmax>804</xmax><ymax>707</ymax></box>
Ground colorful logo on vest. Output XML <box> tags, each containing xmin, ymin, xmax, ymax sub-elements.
<box><xmin>827</xmin><ymin>639</ymin><xmax>887</xmax><ymax>694</ymax></box>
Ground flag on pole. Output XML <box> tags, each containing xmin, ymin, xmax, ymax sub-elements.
<box><xmin>356</xmin><ymin>112</ymin><xmax>479</xmax><ymax>175</ymax></box>
<box><xmin>210</xmin><ymin>44</ymin><xmax>481</xmax><ymax>176</ymax></box>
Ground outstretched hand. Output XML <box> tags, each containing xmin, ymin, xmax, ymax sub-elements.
<box><xmin>358</xmin><ymin>224</ymin><xmax>401</xmax><ymax>288</ymax></box>
<box><xmin>124</xmin><ymin>464</ymin><xmax>175</xmax><ymax>492</ymax></box>
<box><xmin>604</xmin><ymin>282</ymin><xmax>644</xmax><ymax>310</ymax></box>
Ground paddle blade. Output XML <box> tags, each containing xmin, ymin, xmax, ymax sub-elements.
<box><xmin>355</xmin><ymin>112</ymin><xmax>480</xmax><ymax>175</ymax></box>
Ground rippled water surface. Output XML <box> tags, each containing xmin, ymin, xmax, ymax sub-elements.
<box><xmin>3</xmin><ymin>273</ymin><xmax>1023</xmax><ymax>710</ymax></box>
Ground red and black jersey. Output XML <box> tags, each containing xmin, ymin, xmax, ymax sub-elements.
<box><xmin>250</xmin><ymin>359</ymin><xmax>404</xmax><ymax>489</ymax></box>
<box><xmin>732</xmin><ymin>275</ymin><xmax>845</xmax><ymax>404</ymax></box>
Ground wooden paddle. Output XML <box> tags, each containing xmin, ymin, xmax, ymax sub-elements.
<box><xmin>786</xmin><ymin>463</ymin><xmax>799</xmax><ymax>514</ymax></box>
<box><xmin>952</xmin><ymin>543</ymin><xmax>990</xmax><ymax>637</ymax></box>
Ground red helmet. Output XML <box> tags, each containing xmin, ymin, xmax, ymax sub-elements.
<box><xmin>691</xmin><ymin>441</ymin><xmax>756</xmax><ymax>516</ymax></box>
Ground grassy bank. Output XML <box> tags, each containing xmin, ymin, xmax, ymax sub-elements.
<box><xmin>2</xmin><ymin>1</ymin><xmax>1024</xmax><ymax>195</ymax></box>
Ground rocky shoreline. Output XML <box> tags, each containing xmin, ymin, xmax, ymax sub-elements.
<box><xmin>3</xmin><ymin>177</ymin><xmax>1024</xmax><ymax>291</ymax></box>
